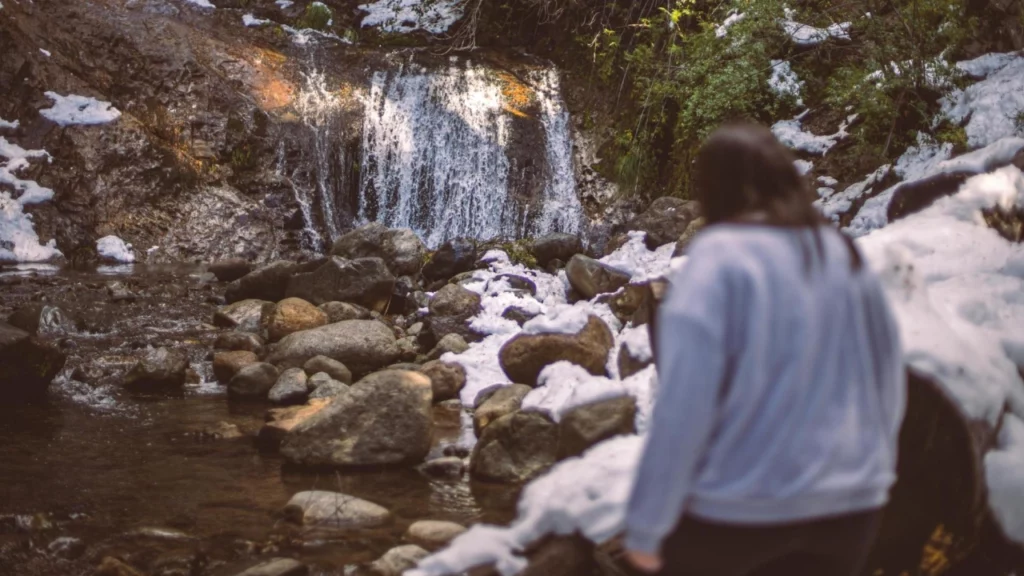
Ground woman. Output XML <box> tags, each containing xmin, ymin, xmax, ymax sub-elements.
<box><xmin>624</xmin><ymin>123</ymin><xmax>905</xmax><ymax>576</ymax></box>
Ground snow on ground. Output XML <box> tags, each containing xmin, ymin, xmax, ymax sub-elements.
<box><xmin>0</xmin><ymin>117</ymin><xmax>18</xmax><ymax>130</ymax></box>
<box><xmin>941</xmin><ymin>52</ymin><xmax>1024</xmax><ymax>148</ymax></box>
<box><xmin>358</xmin><ymin>0</ymin><xmax>465</xmax><ymax>34</ymax></box>
<box><xmin>598</xmin><ymin>231</ymin><xmax>679</xmax><ymax>281</ymax></box>
<box><xmin>39</xmin><ymin>92</ymin><xmax>121</xmax><ymax>126</ymax></box>
<box><xmin>242</xmin><ymin>13</ymin><xmax>270</xmax><ymax>26</ymax></box>
<box><xmin>39</xmin><ymin>49</ymin><xmax>51</xmax><ymax>57</ymax></box>
<box><xmin>780</xmin><ymin>8</ymin><xmax>850</xmax><ymax>46</ymax></box>
<box><xmin>768</xmin><ymin>60</ymin><xmax>803</xmax><ymax>107</ymax></box>
<box><xmin>771</xmin><ymin>111</ymin><xmax>854</xmax><ymax>156</ymax></box>
<box><xmin>182</xmin><ymin>0</ymin><xmax>214</xmax><ymax>8</ymax></box>
<box><xmin>0</xmin><ymin>137</ymin><xmax>60</xmax><ymax>263</ymax></box>
<box><xmin>275</xmin><ymin>0</ymin><xmax>292</xmax><ymax>7</ymax></box>
<box><xmin>96</xmin><ymin>235</ymin><xmax>135</xmax><ymax>263</ymax></box>
<box><xmin>715</xmin><ymin>12</ymin><xmax>745</xmax><ymax>38</ymax></box>
<box><xmin>986</xmin><ymin>414</ymin><xmax>1024</xmax><ymax>543</ymax></box>
<box><xmin>281</xmin><ymin>25</ymin><xmax>351</xmax><ymax>46</ymax></box>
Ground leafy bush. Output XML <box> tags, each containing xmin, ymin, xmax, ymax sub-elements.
<box><xmin>296</xmin><ymin>2</ymin><xmax>331</xmax><ymax>31</ymax></box>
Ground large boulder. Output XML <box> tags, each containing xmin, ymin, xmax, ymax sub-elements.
<box><xmin>225</xmin><ymin>260</ymin><xmax>319</xmax><ymax>304</ymax></box>
<box><xmin>214</xmin><ymin>331</ymin><xmax>264</xmax><ymax>355</ymax></box>
<box><xmin>405</xmin><ymin>520</ymin><xmax>467</xmax><ymax>551</ymax></box>
<box><xmin>257</xmin><ymin>399</ymin><xmax>330</xmax><ymax>451</ymax></box>
<box><xmin>557</xmin><ymin>396</ymin><xmax>637</xmax><ymax>459</ymax></box>
<box><xmin>499</xmin><ymin>316</ymin><xmax>614</xmax><ymax>386</ymax></box>
<box><xmin>423</xmin><ymin>238</ymin><xmax>477</xmax><ymax>282</ymax></box>
<box><xmin>268</xmin><ymin>368</ymin><xmax>309</xmax><ymax>405</ymax></box>
<box><xmin>565</xmin><ymin>255</ymin><xmax>631</xmax><ymax>300</ymax></box>
<box><xmin>7</xmin><ymin>303</ymin><xmax>74</xmax><ymax>336</ymax></box>
<box><xmin>267</xmin><ymin>298</ymin><xmax>328</xmax><ymax>342</ymax></box>
<box><xmin>0</xmin><ymin>321</ymin><xmax>67</xmax><ymax>401</ymax></box>
<box><xmin>531</xmin><ymin>233</ymin><xmax>583</xmax><ymax>267</ymax></box>
<box><xmin>208</xmin><ymin>258</ymin><xmax>251</xmax><ymax>283</ymax></box>
<box><xmin>123</xmin><ymin>347</ymin><xmax>188</xmax><ymax>392</ymax></box>
<box><xmin>330</xmin><ymin>223</ymin><xmax>427</xmax><ymax>277</ymax></box>
<box><xmin>473</xmin><ymin>384</ymin><xmax>532</xmax><ymax>435</ymax></box>
<box><xmin>264</xmin><ymin>320</ymin><xmax>400</xmax><ymax>377</ymax></box>
<box><xmin>625</xmin><ymin>197</ymin><xmax>701</xmax><ymax>249</ymax></box>
<box><xmin>281</xmin><ymin>370</ymin><xmax>433</xmax><ymax>467</ymax></box>
<box><xmin>426</xmin><ymin>284</ymin><xmax>482</xmax><ymax>342</ymax></box>
<box><xmin>303</xmin><ymin>355</ymin><xmax>352</xmax><ymax>384</ymax></box>
<box><xmin>228</xmin><ymin>363</ymin><xmax>280</xmax><ymax>399</ymax></box>
<box><xmin>283</xmin><ymin>490</ymin><xmax>392</xmax><ymax>529</ymax></box>
<box><xmin>214</xmin><ymin>299</ymin><xmax>274</xmax><ymax>334</ymax></box>
<box><xmin>470</xmin><ymin>410</ymin><xmax>559</xmax><ymax>483</ymax></box>
<box><xmin>673</xmin><ymin>216</ymin><xmax>706</xmax><ymax>257</ymax></box>
<box><xmin>213</xmin><ymin>350</ymin><xmax>259</xmax><ymax>383</ymax></box>
<box><xmin>367</xmin><ymin>545</ymin><xmax>430</xmax><ymax>576</ymax></box>
<box><xmin>420</xmin><ymin>360</ymin><xmax>466</xmax><ymax>402</ymax></box>
<box><xmin>285</xmin><ymin>257</ymin><xmax>395</xmax><ymax>312</ymax></box>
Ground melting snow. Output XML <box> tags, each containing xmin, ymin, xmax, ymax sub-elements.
<box><xmin>96</xmin><ymin>235</ymin><xmax>135</xmax><ymax>263</ymax></box>
<box><xmin>39</xmin><ymin>48</ymin><xmax>51</xmax><ymax>57</ymax></box>
<box><xmin>275</xmin><ymin>0</ymin><xmax>292</xmax><ymax>7</ymax></box>
<box><xmin>39</xmin><ymin>92</ymin><xmax>121</xmax><ymax>126</ymax></box>
<box><xmin>986</xmin><ymin>414</ymin><xmax>1024</xmax><ymax>542</ymax></box>
<box><xmin>941</xmin><ymin>52</ymin><xmax>1024</xmax><ymax>148</ymax></box>
<box><xmin>768</xmin><ymin>60</ymin><xmax>804</xmax><ymax>107</ymax></box>
<box><xmin>771</xmin><ymin>112</ymin><xmax>854</xmax><ymax>156</ymax></box>
<box><xmin>0</xmin><ymin>117</ymin><xmax>18</xmax><ymax>130</ymax></box>
<box><xmin>242</xmin><ymin>13</ymin><xmax>270</xmax><ymax>26</ymax></box>
<box><xmin>358</xmin><ymin>0</ymin><xmax>465</xmax><ymax>34</ymax></box>
<box><xmin>0</xmin><ymin>137</ymin><xmax>60</xmax><ymax>263</ymax></box>
<box><xmin>182</xmin><ymin>0</ymin><xmax>214</xmax><ymax>8</ymax></box>
<box><xmin>715</xmin><ymin>12</ymin><xmax>745</xmax><ymax>38</ymax></box>
<box><xmin>780</xmin><ymin>9</ymin><xmax>851</xmax><ymax>47</ymax></box>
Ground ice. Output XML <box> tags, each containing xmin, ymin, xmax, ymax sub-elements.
<box><xmin>940</xmin><ymin>53</ymin><xmax>1024</xmax><ymax>148</ymax></box>
<box><xmin>771</xmin><ymin>112</ymin><xmax>853</xmax><ymax>156</ymax></box>
<box><xmin>242</xmin><ymin>13</ymin><xmax>270</xmax><ymax>26</ymax></box>
<box><xmin>358</xmin><ymin>0</ymin><xmax>465</xmax><ymax>34</ymax></box>
<box><xmin>985</xmin><ymin>414</ymin><xmax>1024</xmax><ymax>543</ymax></box>
<box><xmin>768</xmin><ymin>60</ymin><xmax>803</xmax><ymax>107</ymax></box>
<box><xmin>96</xmin><ymin>235</ymin><xmax>135</xmax><ymax>263</ymax></box>
<box><xmin>39</xmin><ymin>92</ymin><xmax>121</xmax><ymax>126</ymax></box>
<box><xmin>715</xmin><ymin>12</ymin><xmax>745</xmax><ymax>38</ymax></box>
<box><xmin>780</xmin><ymin>9</ymin><xmax>851</xmax><ymax>47</ymax></box>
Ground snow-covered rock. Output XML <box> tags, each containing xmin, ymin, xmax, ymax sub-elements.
<box><xmin>39</xmin><ymin>92</ymin><xmax>121</xmax><ymax>126</ymax></box>
<box><xmin>96</xmin><ymin>235</ymin><xmax>135</xmax><ymax>263</ymax></box>
<box><xmin>941</xmin><ymin>52</ymin><xmax>1024</xmax><ymax>149</ymax></box>
<box><xmin>358</xmin><ymin>0</ymin><xmax>465</xmax><ymax>34</ymax></box>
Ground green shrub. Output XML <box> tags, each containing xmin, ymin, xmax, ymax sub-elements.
<box><xmin>296</xmin><ymin>2</ymin><xmax>331</xmax><ymax>31</ymax></box>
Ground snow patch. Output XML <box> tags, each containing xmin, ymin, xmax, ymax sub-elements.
<box><xmin>182</xmin><ymin>0</ymin><xmax>214</xmax><ymax>8</ymax></box>
<box><xmin>359</xmin><ymin>0</ymin><xmax>465</xmax><ymax>34</ymax></box>
<box><xmin>39</xmin><ymin>49</ymin><xmax>51</xmax><ymax>57</ymax></box>
<box><xmin>275</xmin><ymin>0</ymin><xmax>292</xmax><ymax>7</ymax></box>
<box><xmin>940</xmin><ymin>53</ymin><xmax>1024</xmax><ymax>148</ymax></box>
<box><xmin>794</xmin><ymin>159</ymin><xmax>814</xmax><ymax>175</ymax></box>
<box><xmin>39</xmin><ymin>92</ymin><xmax>121</xmax><ymax>126</ymax></box>
<box><xmin>715</xmin><ymin>12</ymin><xmax>745</xmax><ymax>38</ymax></box>
<box><xmin>0</xmin><ymin>136</ymin><xmax>59</xmax><ymax>262</ymax></box>
<box><xmin>0</xmin><ymin>117</ymin><xmax>18</xmax><ymax>130</ymax></box>
<box><xmin>242</xmin><ymin>13</ymin><xmax>270</xmax><ymax>26</ymax></box>
<box><xmin>599</xmin><ymin>231</ymin><xmax>678</xmax><ymax>281</ymax></box>
<box><xmin>780</xmin><ymin>9</ymin><xmax>851</xmax><ymax>47</ymax></box>
<box><xmin>986</xmin><ymin>414</ymin><xmax>1024</xmax><ymax>543</ymax></box>
<box><xmin>96</xmin><ymin>235</ymin><xmax>135</xmax><ymax>263</ymax></box>
<box><xmin>768</xmin><ymin>60</ymin><xmax>804</xmax><ymax>107</ymax></box>
<box><xmin>771</xmin><ymin>112</ymin><xmax>854</xmax><ymax>156</ymax></box>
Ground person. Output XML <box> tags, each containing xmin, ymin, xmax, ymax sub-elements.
<box><xmin>623</xmin><ymin>123</ymin><xmax>906</xmax><ymax>576</ymax></box>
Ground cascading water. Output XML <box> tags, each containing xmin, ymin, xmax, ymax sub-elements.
<box><xmin>358</xmin><ymin>58</ymin><xmax>584</xmax><ymax>247</ymax></box>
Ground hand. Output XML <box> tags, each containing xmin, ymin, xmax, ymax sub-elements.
<box><xmin>625</xmin><ymin>550</ymin><xmax>663</xmax><ymax>573</ymax></box>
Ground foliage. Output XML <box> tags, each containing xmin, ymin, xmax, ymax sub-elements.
<box><xmin>296</xmin><ymin>2</ymin><xmax>332</xmax><ymax>31</ymax></box>
<box><xmin>500</xmin><ymin>240</ymin><xmax>538</xmax><ymax>268</ymax></box>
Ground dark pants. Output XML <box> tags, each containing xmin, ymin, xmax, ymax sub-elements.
<box><xmin>657</xmin><ymin>510</ymin><xmax>883</xmax><ymax>576</ymax></box>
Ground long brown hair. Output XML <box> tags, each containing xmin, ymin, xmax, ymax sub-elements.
<box><xmin>693</xmin><ymin>122</ymin><xmax>863</xmax><ymax>272</ymax></box>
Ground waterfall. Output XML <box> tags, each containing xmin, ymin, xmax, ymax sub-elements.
<box><xmin>358</xmin><ymin>59</ymin><xmax>583</xmax><ymax>247</ymax></box>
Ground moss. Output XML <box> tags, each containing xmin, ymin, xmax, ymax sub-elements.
<box><xmin>935</xmin><ymin>124</ymin><xmax>969</xmax><ymax>155</ymax></box>
<box><xmin>296</xmin><ymin>2</ymin><xmax>331</xmax><ymax>31</ymax></box>
<box><xmin>500</xmin><ymin>240</ymin><xmax>538</xmax><ymax>268</ymax></box>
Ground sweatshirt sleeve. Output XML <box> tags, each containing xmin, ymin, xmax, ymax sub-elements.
<box><xmin>624</xmin><ymin>244</ymin><xmax>731</xmax><ymax>554</ymax></box>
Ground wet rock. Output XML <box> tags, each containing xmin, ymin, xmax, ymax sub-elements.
<box><xmin>0</xmin><ymin>321</ymin><xmax>66</xmax><ymax>401</ymax></box>
<box><xmin>283</xmin><ymin>491</ymin><xmax>392</xmax><ymax>529</ymax></box>
<box><xmin>626</xmin><ymin>197</ymin><xmax>701</xmax><ymax>249</ymax></box>
<box><xmin>258</xmin><ymin>399</ymin><xmax>330</xmax><ymax>451</ymax></box>
<box><xmin>429</xmin><ymin>284</ymin><xmax>482</xmax><ymax>317</ymax></box>
<box><xmin>407</xmin><ymin>322</ymin><xmax>424</xmax><ymax>337</ymax></box>
<box><xmin>499</xmin><ymin>316</ymin><xmax>614</xmax><ymax>386</ymax></box>
<box><xmin>330</xmin><ymin>223</ymin><xmax>427</xmax><ymax>277</ymax></box>
<box><xmin>232</xmin><ymin>558</ymin><xmax>308</xmax><ymax>576</ymax></box>
<box><xmin>48</xmin><ymin>536</ymin><xmax>85</xmax><ymax>559</ymax></box>
<box><xmin>285</xmin><ymin>257</ymin><xmax>395</xmax><ymax>312</ymax></box>
<box><xmin>214</xmin><ymin>299</ymin><xmax>274</xmax><ymax>334</ymax></box>
<box><xmin>673</xmin><ymin>216</ymin><xmax>706</xmax><ymax>257</ymax></box>
<box><xmin>106</xmin><ymin>281</ymin><xmax>137</xmax><ymax>303</ymax></box>
<box><xmin>214</xmin><ymin>331</ymin><xmax>264</xmax><ymax>355</ymax></box>
<box><xmin>209</xmin><ymin>258</ymin><xmax>252</xmax><ymax>282</ymax></box>
<box><xmin>228</xmin><ymin>363</ymin><xmax>280</xmax><ymax>399</ymax></box>
<box><xmin>470</xmin><ymin>410</ymin><xmax>559</xmax><ymax>483</ymax></box>
<box><xmin>123</xmin><ymin>347</ymin><xmax>188</xmax><ymax>392</ymax></box>
<box><xmin>565</xmin><ymin>255</ymin><xmax>631</xmax><ymax>299</ymax></box>
<box><xmin>501</xmin><ymin>306</ymin><xmax>539</xmax><ymax>326</ymax></box>
<box><xmin>281</xmin><ymin>370</ymin><xmax>433</xmax><ymax>467</ymax></box>
<box><xmin>265</xmin><ymin>320</ymin><xmax>400</xmax><ymax>377</ymax></box>
<box><xmin>519</xmin><ymin>535</ymin><xmax>596</xmax><ymax>576</ymax></box>
<box><xmin>608</xmin><ymin>283</ymin><xmax>650</xmax><ymax>325</ymax></box>
<box><xmin>405</xmin><ymin>520</ymin><xmax>467</xmax><ymax>551</ymax></box>
<box><xmin>395</xmin><ymin>336</ymin><xmax>420</xmax><ymax>362</ymax></box>
<box><xmin>367</xmin><ymin>544</ymin><xmax>429</xmax><ymax>576</ymax></box>
<box><xmin>199</xmin><ymin>421</ymin><xmax>243</xmax><ymax>440</ymax></box>
<box><xmin>423</xmin><ymin>238</ymin><xmax>477</xmax><ymax>281</ymax></box>
<box><xmin>473</xmin><ymin>384</ymin><xmax>532</xmax><ymax>435</ymax></box>
<box><xmin>420</xmin><ymin>360</ymin><xmax>466</xmax><ymax>402</ymax></box>
<box><xmin>308</xmin><ymin>377</ymin><xmax>350</xmax><ymax>400</ymax></box>
<box><xmin>531</xmin><ymin>233</ymin><xmax>583</xmax><ymax>267</ymax></box>
<box><xmin>213</xmin><ymin>351</ymin><xmax>259</xmax><ymax>383</ymax></box>
<box><xmin>7</xmin><ymin>303</ymin><xmax>74</xmax><ymax>335</ymax></box>
<box><xmin>225</xmin><ymin>261</ymin><xmax>307</xmax><ymax>304</ymax></box>
<box><xmin>490</xmin><ymin>274</ymin><xmax>537</xmax><ymax>296</ymax></box>
<box><xmin>425</xmin><ymin>333</ymin><xmax>470</xmax><ymax>362</ymax></box>
<box><xmin>318</xmin><ymin>301</ymin><xmax>371</xmax><ymax>323</ymax></box>
<box><xmin>95</xmin><ymin>556</ymin><xmax>145</xmax><ymax>576</ymax></box>
<box><xmin>557</xmin><ymin>396</ymin><xmax>637</xmax><ymax>459</ymax></box>
<box><xmin>302</xmin><ymin>355</ymin><xmax>352</xmax><ymax>384</ymax></box>
<box><xmin>269</xmin><ymin>368</ymin><xmax>309</xmax><ymax>405</ymax></box>
<box><xmin>267</xmin><ymin>298</ymin><xmax>328</xmax><ymax>342</ymax></box>
<box><xmin>418</xmin><ymin>456</ymin><xmax>466</xmax><ymax>478</ymax></box>
<box><xmin>71</xmin><ymin>363</ymin><xmax>106</xmax><ymax>385</ymax></box>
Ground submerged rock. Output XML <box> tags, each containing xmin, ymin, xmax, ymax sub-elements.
<box><xmin>423</xmin><ymin>238</ymin><xmax>477</xmax><ymax>281</ymax></box>
<box><xmin>214</xmin><ymin>331</ymin><xmax>265</xmax><ymax>354</ymax></box>
<box><xmin>258</xmin><ymin>399</ymin><xmax>330</xmax><ymax>451</ymax></box>
<box><xmin>330</xmin><ymin>222</ymin><xmax>427</xmax><ymax>277</ymax></box>
<box><xmin>232</xmin><ymin>558</ymin><xmax>308</xmax><ymax>576</ymax></box>
<box><xmin>281</xmin><ymin>370</ymin><xmax>433</xmax><ymax>467</ymax></box>
<box><xmin>531</xmin><ymin>233</ymin><xmax>583</xmax><ymax>267</ymax></box>
<box><xmin>283</xmin><ymin>490</ymin><xmax>391</xmax><ymax>529</ymax></box>
<box><xmin>123</xmin><ymin>347</ymin><xmax>188</xmax><ymax>392</ymax></box>
<box><xmin>213</xmin><ymin>350</ymin><xmax>259</xmax><ymax>383</ymax></box>
<box><xmin>367</xmin><ymin>544</ymin><xmax>429</xmax><ymax>576</ymax></box>
<box><xmin>208</xmin><ymin>258</ymin><xmax>252</xmax><ymax>282</ymax></box>
<box><xmin>267</xmin><ymin>298</ymin><xmax>328</xmax><ymax>342</ymax></box>
<box><xmin>264</xmin><ymin>320</ymin><xmax>400</xmax><ymax>377</ymax></box>
<box><xmin>285</xmin><ymin>257</ymin><xmax>395</xmax><ymax>312</ymax></box>
<box><xmin>420</xmin><ymin>360</ymin><xmax>466</xmax><ymax>402</ymax></box>
<box><xmin>214</xmin><ymin>299</ymin><xmax>274</xmax><ymax>334</ymax></box>
<box><xmin>228</xmin><ymin>363</ymin><xmax>280</xmax><ymax>399</ymax></box>
<box><xmin>473</xmin><ymin>384</ymin><xmax>532</xmax><ymax>435</ymax></box>
<box><xmin>470</xmin><ymin>410</ymin><xmax>559</xmax><ymax>483</ymax></box>
<box><xmin>565</xmin><ymin>255</ymin><xmax>631</xmax><ymax>299</ymax></box>
<box><xmin>557</xmin><ymin>396</ymin><xmax>637</xmax><ymax>459</ymax></box>
<box><xmin>269</xmin><ymin>368</ymin><xmax>309</xmax><ymax>405</ymax></box>
<box><xmin>499</xmin><ymin>316</ymin><xmax>614</xmax><ymax>386</ymax></box>
<box><xmin>0</xmin><ymin>321</ymin><xmax>66</xmax><ymax>401</ymax></box>
<box><xmin>405</xmin><ymin>520</ymin><xmax>467</xmax><ymax>550</ymax></box>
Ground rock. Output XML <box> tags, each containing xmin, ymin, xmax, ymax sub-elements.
<box><xmin>257</xmin><ymin>399</ymin><xmax>330</xmax><ymax>451</ymax></box>
<box><xmin>265</xmin><ymin>320</ymin><xmax>400</xmax><ymax>377</ymax></box>
<box><xmin>214</xmin><ymin>299</ymin><xmax>274</xmax><ymax>334</ymax></box>
<box><xmin>429</xmin><ymin>284</ymin><xmax>482</xmax><ymax>317</ymax></box>
<box><xmin>490</xmin><ymin>274</ymin><xmax>537</xmax><ymax>296</ymax></box>
<box><xmin>306</xmin><ymin>371</ymin><xmax>335</xmax><ymax>390</ymax></box>
<box><xmin>48</xmin><ymin>536</ymin><xmax>85</xmax><ymax>559</ymax></box>
<box><xmin>330</xmin><ymin>223</ymin><xmax>427</xmax><ymax>277</ymax></box>
<box><xmin>94</xmin><ymin>556</ymin><xmax>144</xmax><ymax>576</ymax></box>
<box><xmin>626</xmin><ymin>197</ymin><xmax>701</xmax><ymax>249</ymax></box>
<box><xmin>267</xmin><ymin>298</ymin><xmax>328</xmax><ymax>342</ymax></box>
<box><xmin>367</xmin><ymin>545</ymin><xmax>429</xmax><ymax>576</ymax></box>
<box><xmin>106</xmin><ymin>281</ymin><xmax>137</xmax><ymax>303</ymax></box>
<box><xmin>499</xmin><ymin>316</ymin><xmax>614</xmax><ymax>386</ymax></box>
<box><xmin>418</xmin><ymin>456</ymin><xmax>466</xmax><ymax>478</ymax></box>
<box><xmin>302</xmin><ymin>355</ymin><xmax>352</xmax><ymax>384</ymax></box>
<box><xmin>208</xmin><ymin>258</ymin><xmax>252</xmax><ymax>282</ymax></box>
<box><xmin>7</xmin><ymin>303</ymin><xmax>74</xmax><ymax>336</ymax></box>
<box><xmin>557</xmin><ymin>396</ymin><xmax>637</xmax><ymax>459</ymax></box>
<box><xmin>0</xmin><ymin>321</ymin><xmax>66</xmax><ymax>401</ymax></box>
<box><xmin>473</xmin><ymin>384</ymin><xmax>532</xmax><ymax>435</ymax></box>
<box><xmin>519</xmin><ymin>535</ymin><xmax>595</xmax><ymax>576</ymax></box>
<box><xmin>531</xmin><ymin>233</ymin><xmax>583</xmax><ymax>267</ymax></box>
<box><xmin>501</xmin><ymin>306</ymin><xmax>539</xmax><ymax>326</ymax></box>
<box><xmin>426</xmin><ymin>333</ymin><xmax>469</xmax><ymax>362</ymax></box>
<box><xmin>225</xmin><ymin>261</ymin><xmax>307</xmax><ymax>304</ymax></box>
<box><xmin>407</xmin><ymin>322</ymin><xmax>424</xmax><ymax>336</ymax></box>
<box><xmin>470</xmin><ymin>410</ymin><xmax>559</xmax><ymax>483</ymax></box>
<box><xmin>420</xmin><ymin>360</ymin><xmax>466</xmax><ymax>402</ymax></box>
<box><xmin>232</xmin><ymin>558</ymin><xmax>308</xmax><ymax>576</ymax></box>
<box><xmin>284</xmin><ymin>490</ymin><xmax>392</xmax><ymax>529</ymax></box>
<box><xmin>308</xmin><ymin>378</ymin><xmax>350</xmax><ymax>400</ymax></box>
<box><xmin>199</xmin><ymin>421</ymin><xmax>243</xmax><ymax>440</ymax></box>
<box><xmin>214</xmin><ymin>331</ymin><xmax>265</xmax><ymax>354</ymax></box>
<box><xmin>269</xmin><ymin>368</ymin><xmax>309</xmax><ymax>405</ymax></box>
<box><xmin>423</xmin><ymin>238</ymin><xmax>477</xmax><ymax>281</ymax></box>
<box><xmin>565</xmin><ymin>255</ymin><xmax>631</xmax><ymax>299</ymax></box>
<box><xmin>405</xmin><ymin>520</ymin><xmax>467</xmax><ymax>550</ymax></box>
<box><xmin>213</xmin><ymin>350</ymin><xmax>259</xmax><ymax>383</ymax></box>
<box><xmin>123</xmin><ymin>347</ymin><xmax>188</xmax><ymax>392</ymax></box>
<box><xmin>618</xmin><ymin>339</ymin><xmax>653</xmax><ymax>379</ymax></box>
<box><xmin>318</xmin><ymin>301</ymin><xmax>371</xmax><ymax>323</ymax></box>
<box><xmin>285</xmin><ymin>257</ymin><xmax>395</xmax><ymax>312</ymax></box>
<box><xmin>672</xmin><ymin>216</ymin><xmax>706</xmax><ymax>257</ymax></box>
<box><xmin>228</xmin><ymin>363</ymin><xmax>280</xmax><ymax>399</ymax></box>
<box><xmin>281</xmin><ymin>370</ymin><xmax>433</xmax><ymax>467</ymax></box>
